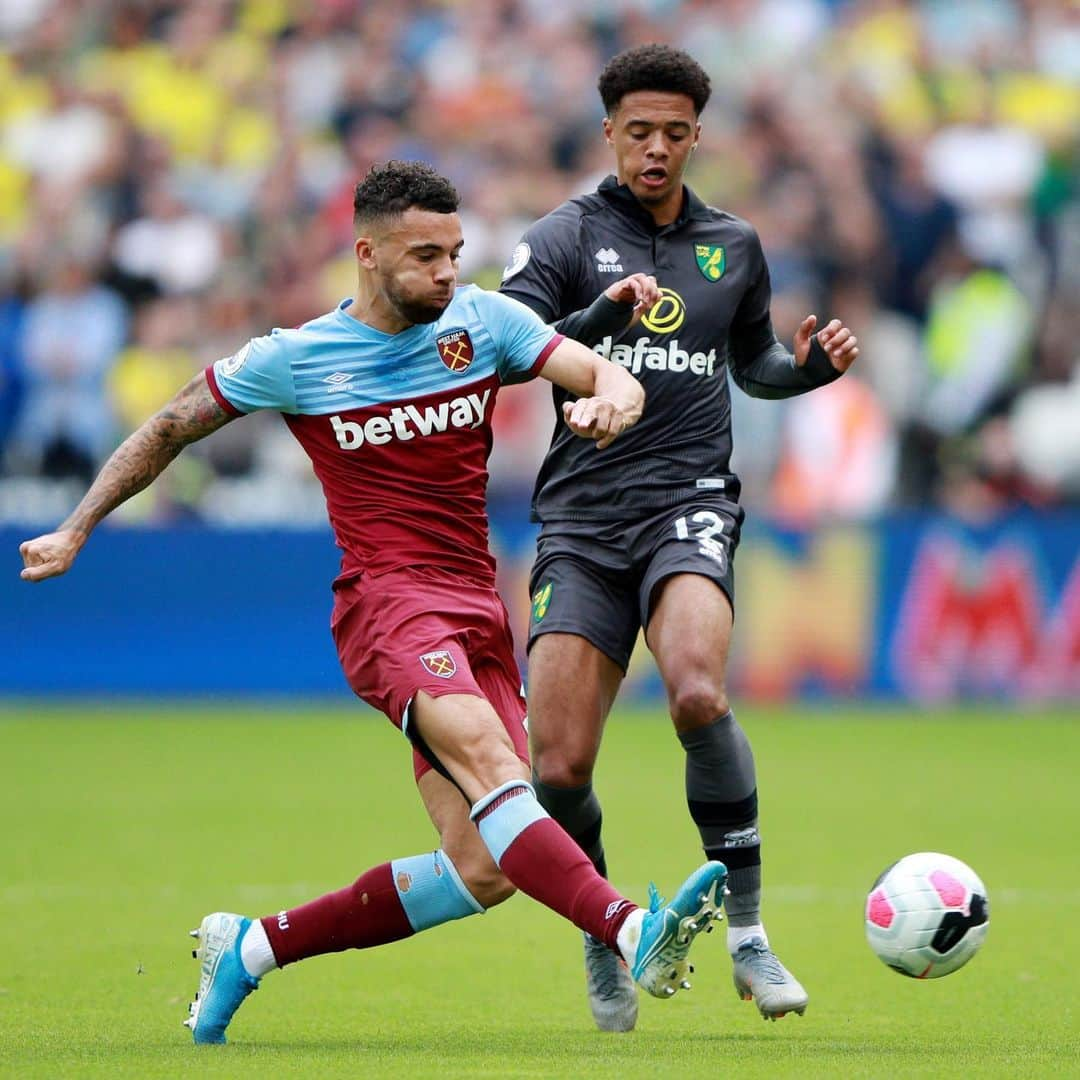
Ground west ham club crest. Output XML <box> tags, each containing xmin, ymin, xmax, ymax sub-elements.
<box><xmin>435</xmin><ymin>329</ymin><xmax>474</xmax><ymax>373</ymax></box>
<box><xmin>420</xmin><ymin>650</ymin><xmax>457</xmax><ymax>678</ymax></box>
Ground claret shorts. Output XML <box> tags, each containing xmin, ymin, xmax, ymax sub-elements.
<box><xmin>332</xmin><ymin>567</ymin><xmax>529</xmax><ymax>782</ymax></box>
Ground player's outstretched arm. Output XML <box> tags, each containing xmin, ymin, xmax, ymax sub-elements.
<box><xmin>19</xmin><ymin>372</ymin><xmax>235</xmax><ymax>582</ymax></box>
<box><xmin>540</xmin><ymin>338</ymin><xmax>645</xmax><ymax>449</ymax></box>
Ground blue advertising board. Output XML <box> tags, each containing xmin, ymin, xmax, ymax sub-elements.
<box><xmin>2</xmin><ymin>510</ymin><xmax>1077</xmax><ymax>701</ymax></box>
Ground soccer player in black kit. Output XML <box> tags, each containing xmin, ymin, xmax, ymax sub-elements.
<box><xmin>500</xmin><ymin>44</ymin><xmax>859</xmax><ymax>1031</ymax></box>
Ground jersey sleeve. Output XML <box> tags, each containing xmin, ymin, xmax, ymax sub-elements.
<box><xmin>204</xmin><ymin>332</ymin><xmax>298</xmax><ymax>415</ymax></box>
<box><xmin>498</xmin><ymin>203</ymin><xmax>583</xmax><ymax>322</ymax></box>
<box><xmin>728</xmin><ymin>224</ymin><xmax>776</xmax><ymax>361</ymax></box>
<box><xmin>727</xmin><ymin>224</ymin><xmax>842</xmax><ymax>399</ymax></box>
<box><xmin>472</xmin><ymin>289</ymin><xmax>564</xmax><ymax>385</ymax></box>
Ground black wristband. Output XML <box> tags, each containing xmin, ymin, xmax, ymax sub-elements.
<box><xmin>802</xmin><ymin>334</ymin><xmax>842</xmax><ymax>385</ymax></box>
<box><xmin>554</xmin><ymin>294</ymin><xmax>635</xmax><ymax>346</ymax></box>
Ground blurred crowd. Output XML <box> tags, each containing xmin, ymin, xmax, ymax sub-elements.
<box><xmin>1</xmin><ymin>0</ymin><xmax>1078</xmax><ymax>528</ymax></box>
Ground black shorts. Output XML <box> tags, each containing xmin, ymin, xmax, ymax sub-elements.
<box><xmin>527</xmin><ymin>499</ymin><xmax>744</xmax><ymax>672</ymax></box>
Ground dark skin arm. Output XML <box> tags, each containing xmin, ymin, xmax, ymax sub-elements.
<box><xmin>19</xmin><ymin>373</ymin><xmax>234</xmax><ymax>582</ymax></box>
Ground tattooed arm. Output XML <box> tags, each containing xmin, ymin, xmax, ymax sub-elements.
<box><xmin>19</xmin><ymin>373</ymin><xmax>235</xmax><ymax>582</ymax></box>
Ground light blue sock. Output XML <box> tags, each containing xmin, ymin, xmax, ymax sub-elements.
<box><xmin>390</xmin><ymin>849</ymin><xmax>484</xmax><ymax>932</ymax></box>
<box><xmin>469</xmin><ymin>780</ymin><xmax>549</xmax><ymax>867</ymax></box>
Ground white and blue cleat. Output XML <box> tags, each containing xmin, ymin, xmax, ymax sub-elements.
<box><xmin>630</xmin><ymin>861</ymin><xmax>727</xmax><ymax>999</ymax></box>
<box><xmin>184</xmin><ymin>912</ymin><xmax>259</xmax><ymax>1044</ymax></box>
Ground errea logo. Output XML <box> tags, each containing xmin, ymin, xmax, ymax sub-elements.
<box><xmin>595</xmin><ymin>247</ymin><xmax>623</xmax><ymax>273</ymax></box>
<box><xmin>330</xmin><ymin>388</ymin><xmax>492</xmax><ymax>449</ymax></box>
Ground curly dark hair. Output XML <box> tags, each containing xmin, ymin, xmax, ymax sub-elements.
<box><xmin>353</xmin><ymin>161</ymin><xmax>460</xmax><ymax>228</ymax></box>
<box><xmin>598</xmin><ymin>44</ymin><xmax>711</xmax><ymax>117</ymax></box>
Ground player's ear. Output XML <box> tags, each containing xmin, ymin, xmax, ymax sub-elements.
<box><xmin>355</xmin><ymin>235</ymin><xmax>377</xmax><ymax>269</ymax></box>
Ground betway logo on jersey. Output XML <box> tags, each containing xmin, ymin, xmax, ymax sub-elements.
<box><xmin>330</xmin><ymin>389</ymin><xmax>491</xmax><ymax>449</ymax></box>
<box><xmin>595</xmin><ymin>336</ymin><xmax>717</xmax><ymax>377</ymax></box>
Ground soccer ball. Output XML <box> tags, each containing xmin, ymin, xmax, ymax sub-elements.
<box><xmin>865</xmin><ymin>852</ymin><xmax>989</xmax><ymax>979</ymax></box>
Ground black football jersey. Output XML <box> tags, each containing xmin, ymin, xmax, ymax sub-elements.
<box><xmin>500</xmin><ymin>175</ymin><xmax>837</xmax><ymax>522</ymax></box>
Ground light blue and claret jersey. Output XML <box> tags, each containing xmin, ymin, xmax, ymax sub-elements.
<box><xmin>205</xmin><ymin>284</ymin><xmax>563</xmax><ymax>586</ymax></box>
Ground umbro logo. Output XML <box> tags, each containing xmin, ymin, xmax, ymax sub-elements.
<box><xmin>323</xmin><ymin>371</ymin><xmax>354</xmax><ymax>394</ymax></box>
<box><xmin>605</xmin><ymin>899</ymin><xmax>630</xmax><ymax>920</ymax></box>
<box><xmin>595</xmin><ymin>247</ymin><xmax>623</xmax><ymax>273</ymax></box>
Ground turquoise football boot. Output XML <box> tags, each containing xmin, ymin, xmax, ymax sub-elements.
<box><xmin>630</xmin><ymin>861</ymin><xmax>727</xmax><ymax>998</ymax></box>
<box><xmin>184</xmin><ymin>912</ymin><xmax>260</xmax><ymax>1044</ymax></box>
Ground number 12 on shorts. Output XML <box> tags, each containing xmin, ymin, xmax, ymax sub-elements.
<box><xmin>674</xmin><ymin>511</ymin><xmax>725</xmax><ymax>541</ymax></box>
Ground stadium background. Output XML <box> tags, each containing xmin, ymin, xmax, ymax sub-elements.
<box><xmin>1</xmin><ymin>0</ymin><xmax>1078</xmax><ymax>704</ymax></box>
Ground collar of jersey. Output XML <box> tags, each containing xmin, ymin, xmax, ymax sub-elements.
<box><xmin>332</xmin><ymin>298</ymin><xmax>427</xmax><ymax>341</ymax></box>
<box><xmin>597</xmin><ymin>174</ymin><xmax>712</xmax><ymax>232</ymax></box>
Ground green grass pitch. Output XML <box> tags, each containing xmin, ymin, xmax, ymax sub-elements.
<box><xmin>2</xmin><ymin>702</ymin><xmax>1077</xmax><ymax>1078</ymax></box>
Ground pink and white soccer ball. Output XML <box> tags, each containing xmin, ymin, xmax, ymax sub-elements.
<box><xmin>865</xmin><ymin>852</ymin><xmax>989</xmax><ymax>978</ymax></box>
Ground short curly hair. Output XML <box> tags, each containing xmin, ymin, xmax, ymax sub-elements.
<box><xmin>353</xmin><ymin>161</ymin><xmax>460</xmax><ymax>228</ymax></box>
<box><xmin>598</xmin><ymin>44</ymin><xmax>711</xmax><ymax>117</ymax></box>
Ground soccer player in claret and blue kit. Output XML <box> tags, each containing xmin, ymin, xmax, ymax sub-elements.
<box><xmin>500</xmin><ymin>45</ymin><xmax>861</xmax><ymax>1030</ymax></box>
<box><xmin>19</xmin><ymin>161</ymin><xmax>728</xmax><ymax>1044</ymax></box>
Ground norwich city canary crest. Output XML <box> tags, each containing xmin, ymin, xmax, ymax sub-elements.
<box><xmin>532</xmin><ymin>581</ymin><xmax>553</xmax><ymax>622</ymax></box>
<box><xmin>695</xmin><ymin>244</ymin><xmax>726</xmax><ymax>281</ymax></box>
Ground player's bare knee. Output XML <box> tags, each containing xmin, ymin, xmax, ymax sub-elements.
<box><xmin>669</xmin><ymin>675</ymin><xmax>728</xmax><ymax>730</ymax></box>
<box><xmin>532</xmin><ymin>747</ymin><xmax>594</xmax><ymax>790</ymax></box>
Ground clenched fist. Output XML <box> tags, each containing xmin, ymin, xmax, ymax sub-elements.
<box><xmin>19</xmin><ymin>530</ymin><xmax>83</xmax><ymax>582</ymax></box>
<box><xmin>562</xmin><ymin>396</ymin><xmax>632</xmax><ymax>449</ymax></box>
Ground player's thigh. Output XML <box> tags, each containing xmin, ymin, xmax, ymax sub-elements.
<box><xmin>526</xmin><ymin>547</ymin><xmax>634</xmax><ymax>781</ymax></box>
<box><xmin>647</xmin><ymin>573</ymin><xmax>734</xmax><ymax>680</ymax></box>
<box><xmin>409</xmin><ymin>690</ymin><xmax>529</xmax><ymax>804</ymax></box>
<box><xmin>640</xmin><ymin>503</ymin><xmax>740</xmax><ymax>725</ymax></box>
<box><xmin>647</xmin><ymin>575</ymin><xmax>734</xmax><ymax>727</ymax></box>
<box><xmin>527</xmin><ymin>633</ymin><xmax>623</xmax><ymax>785</ymax></box>
<box><xmin>416</xmin><ymin>769</ymin><xmax>514</xmax><ymax>908</ymax></box>
<box><xmin>471</xmin><ymin>645</ymin><xmax>530</xmax><ymax>774</ymax></box>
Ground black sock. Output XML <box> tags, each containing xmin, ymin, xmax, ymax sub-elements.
<box><xmin>678</xmin><ymin>710</ymin><xmax>761</xmax><ymax>927</ymax></box>
<box><xmin>531</xmin><ymin>773</ymin><xmax>607</xmax><ymax>878</ymax></box>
